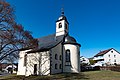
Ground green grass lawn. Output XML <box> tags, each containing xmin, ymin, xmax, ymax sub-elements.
<box><xmin>1</xmin><ymin>70</ymin><xmax>120</xmax><ymax>80</ymax></box>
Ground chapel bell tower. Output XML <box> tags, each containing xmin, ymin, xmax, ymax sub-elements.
<box><xmin>56</xmin><ymin>9</ymin><xmax>69</xmax><ymax>36</ymax></box>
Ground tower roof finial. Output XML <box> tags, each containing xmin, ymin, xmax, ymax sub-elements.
<box><xmin>61</xmin><ymin>8</ymin><xmax>64</xmax><ymax>16</ymax></box>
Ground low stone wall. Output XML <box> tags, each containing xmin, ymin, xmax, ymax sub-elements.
<box><xmin>100</xmin><ymin>66</ymin><xmax>120</xmax><ymax>72</ymax></box>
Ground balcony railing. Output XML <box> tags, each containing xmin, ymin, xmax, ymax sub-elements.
<box><xmin>93</xmin><ymin>56</ymin><xmax>104</xmax><ymax>61</ymax></box>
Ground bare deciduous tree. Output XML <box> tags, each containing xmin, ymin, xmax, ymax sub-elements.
<box><xmin>0</xmin><ymin>0</ymin><xmax>38</xmax><ymax>62</ymax></box>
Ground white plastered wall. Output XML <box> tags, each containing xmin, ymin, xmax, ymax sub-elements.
<box><xmin>50</xmin><ymin>43</ymin><xmax>62</xmax><ymax>74</ymax></box>
<box><xmin>56</xmin><ymin>20</ymin><xmax>68</xmax><ymax>36</ymax></box>
<box><xmin>25</xmin><ymin>51</ymin><xmax>50</xmax><ymax>76</ymax></box>
<box><xmin>104</xmin><ymin>49</ymin><xmax>120</xmax><ymax>65</ymax></box>
<box><xmin>17</xmin><ymin>49</ymin><xmax>31</xmax><ymax>75</ymax></box>
<box><xmin>63</xmin><ymin>44</ymin><xmax>80</xmax><ymax>73</ymax></box>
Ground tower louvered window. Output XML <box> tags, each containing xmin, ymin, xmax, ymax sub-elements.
<box><xmin>59</xmin><ymin>23</ymin><xmax>62</xmax><ymax>28</ymax></box>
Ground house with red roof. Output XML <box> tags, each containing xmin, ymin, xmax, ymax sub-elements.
<box><xmin>93</xmin><ymin>48</ymin><xmax>120</xmax><ymax>66</ymax></box>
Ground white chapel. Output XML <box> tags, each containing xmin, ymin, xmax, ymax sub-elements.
<box><xmin>17</xmin><ymin>10</ymin><xmax>81</xmax><ymax>76</ymax></box>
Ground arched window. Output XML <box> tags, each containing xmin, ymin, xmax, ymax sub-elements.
<box><xmin>59</xmin><ymin>23</ymin><xmax>62</xmax><ymax>28</ymax></box>
<box><xmin>55</xmin><ymin>54</ymin><xmax>58</xmax><ymax>60</ymax></box>
<box><xmin>55</xmin><ymin>64</ymin><xmax>57</xmax><ymax>69</ymax></box>
<box><xmin>65</xmin><ymin>23</ymin><xmax>68</xmax><ymax>29</ymax></box>
<box><xmin>59</xmin><ymin>55</ymin><xmax>62</xmax><ymax>60</ymax></box>
<box><xmin>65</xmin><ymin>49</ymin><xmax>70</xmax><ymax>62</ymax></box>
<box><xmin>59</xmin><ymin>64</ymin><xmax>62</xmax><ymax>69</ymax></box>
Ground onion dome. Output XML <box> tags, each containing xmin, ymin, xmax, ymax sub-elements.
<box><xmin>56</xmin><ymin>8</ymin><xmax>69</xmax><ymax>24</ymax></box>
<box><xmin>58</xmin><ymin>15</ymin><xmax>67</xmax><ymax>21</ymax></box>
<box><xmin>64</xmin><ymin>35</ymin><xmax>81</xmax><ymax>47</ymax></box>
<box><xmin>64</xmin><ymin>35</ymin><xmax>76</xmax><ymax>43</ymax></box>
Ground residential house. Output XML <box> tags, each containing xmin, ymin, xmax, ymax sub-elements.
<box><xmin>80</xmin><ymin>56</ymin><xmax>90</xmax><ymax>65</ymax></box>
<box><xmin>93</xmin><ymin>48</ymin><xmax>120</xmax><ymax>66</ymax></box>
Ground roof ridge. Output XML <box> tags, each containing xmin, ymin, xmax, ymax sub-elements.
<box><xmin>37</xmin><ymin>33</ymin><xmax>55</xmax><ymax>39</ymax></box>
<box><xmin>94</xmin><ymin>48</ymin><xmax>114</xmax><ymax>57</ymax></box>
<box><xmin>101</xmin><ymin>48</ymin><xmax>112</xmax><ymax>52</ymax></box>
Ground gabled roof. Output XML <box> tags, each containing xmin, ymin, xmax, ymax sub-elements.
<box><xmin>27</xmin><ymin>34</ymin><xmax>64</xmax><ymax>53</ymax></box>
<box><xmin>94</xmin><ymin>48</ymin><xmax>113</xmax><ymax>57</ymax></box>
<box><xmin>38</xmin><ymin>34</ymin><xmax>64</xmax><ymax>50</ymax></box>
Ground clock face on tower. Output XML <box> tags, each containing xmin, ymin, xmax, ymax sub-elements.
<box><xmin>59</xmin><ymin>23</ymin><xmax>62</xmax><ymax>28</ymax></box>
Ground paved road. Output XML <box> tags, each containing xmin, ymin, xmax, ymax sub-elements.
<box><xmin>0</xmin><ymin>72</ymin><xmax>10</xmax><ymax>76</ymax></box>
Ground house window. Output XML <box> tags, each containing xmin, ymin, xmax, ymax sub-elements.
<box><xmin>114</xmin><ymin>59</ymin><xmax>116</xmax><ymax>62</ymax></box>
<box><xmin>109</xmin><ymin>59</ymin><xmax>111</xmax><ymax>61</ymax></box>
<box><xmin>59</xmin><ymin>55</ymin><xmax>62</xmax><ymax>60</ymax></box>
<box><xmin>111</xmin><ymin>51</ymin><xmax>113</xmax><ymax>53</ymax></box>
<box><xmin>83</xmin><ymin>58</ymin><xmax>86</xmax><ymax>61</ymax></box>
<box><xmin>24</xmin><ymin>54</ymin><xmax>27</xmax><ymax>66</ymax></box>
<box><xmin>59</xmin><ymin>64</ymin><xmax>62</xmax><ymax>69</ymax></box>
<box><xmin>55</xmin><ymin>64</ymin><xmax>57</xmax><ymax>69</ymax></box>
<box><xmin>65</xmin><ymin>49</ymin><xmax>70</xmax><ymax>62</ymax></box>
<box><xmin>108</xmin><ymin>55</ymin><xmax>110</xmax><ymax>57</ymax></box>
<box><xmin>55</xmin><ymin>54</ymin><xmax>58</xmax><ymax>60</ymax></box>
<box><xmin>114</xmin><ymin>55</ymin><xmax>116</xmax><ymax>58</ymax></box>
<box><xmin>59</xmin><ymin>23</ymin><xmax>62</xmax><ymax>28</ymax></box>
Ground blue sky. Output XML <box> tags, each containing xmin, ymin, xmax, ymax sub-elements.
<box><xmin>6</xmin><ymin>0</ymin><xmax>120</xmax><ymax>58</ymax></box>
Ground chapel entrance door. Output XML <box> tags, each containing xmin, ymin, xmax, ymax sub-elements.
<box><xmin>34</xmin><ymin>64</ymin><xmax>37</xmax><ymax>75</ymax></box>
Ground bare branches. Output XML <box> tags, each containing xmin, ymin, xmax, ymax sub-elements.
<box><xmin>0</xmin><ymin>0</ymin><xmax>14</xmax><ymax>24</ymax></box>
<box><xmin>0</xmin><ymin>0</ymin><xmax>38</xmax><ymax>62</ymax></box>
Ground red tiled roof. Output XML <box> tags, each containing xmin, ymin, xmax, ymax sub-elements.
<box><xmin>94</xmin><ymin>48</ymin><xmax>113</xmax><ymax>57</ymax></box>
